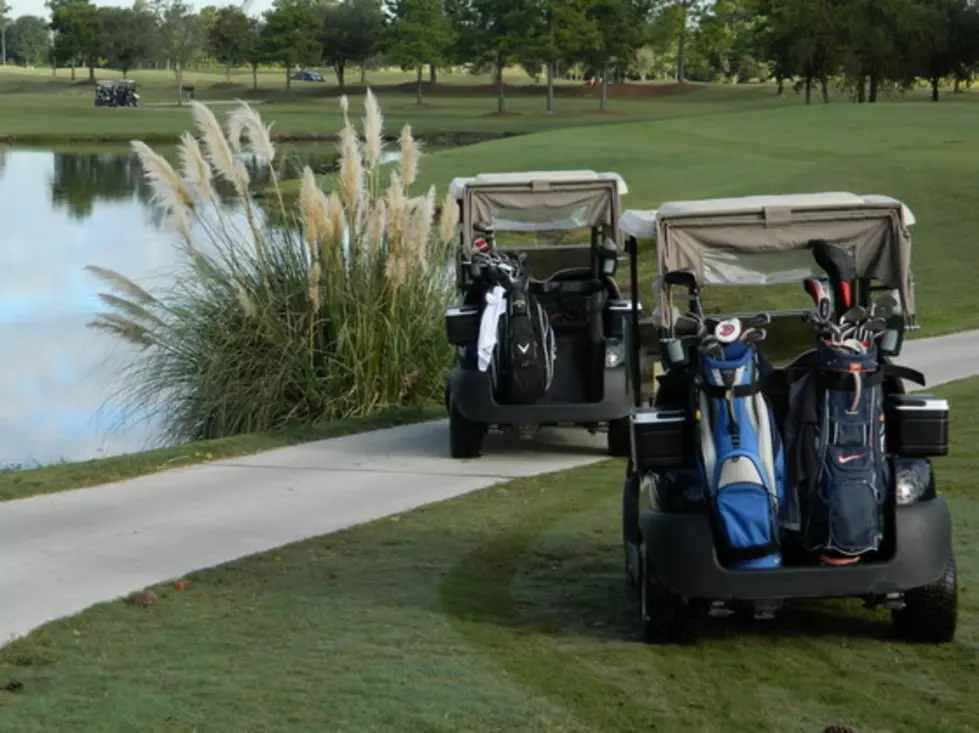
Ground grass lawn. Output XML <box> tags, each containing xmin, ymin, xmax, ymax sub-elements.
<box><xmin>388</xmin><ymin>97</ymin><xmax>979</xmax><ymax>335</ymax></box>
<box><xmin>0</xmin><ymin>406</ymin><xmax>443</xmax><ymax>503</ymax></box>
<box><xmin>0</xmin><ymin>375</ymin><xmax>976</xmax><ymax>733</ymax></box>
<box><xmin>0</xmin><ymin>66</ymin><xmax>789</xmax><ymax>143</ymax></box>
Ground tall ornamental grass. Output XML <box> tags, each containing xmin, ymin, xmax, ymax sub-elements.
<box><xmin>87</xmin><ymin>92</ymin><xmax>458</xmax><ymax>444</ymax></box>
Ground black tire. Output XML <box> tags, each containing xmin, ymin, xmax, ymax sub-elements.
<box><xmin>892</xmin><ymin>553</ymin><xmax>957</xmax><ymax>643</ymax></box>
<box><xmin>639</xmin><ymin>538</ymin><xmax>696</xmax><ymax>644</ymax></box>
<box><xmin>607</xmin><ymin>417</ymin><xmax>631</xmax><ymax>457</ymax></box>
<box><xmin>622</xmin><ymin>471</ymin><xmax>641</xmax><ymax>589</ymax></box>
<box><xmin>449</xmin><ymin>400</ymin><xmax>484</xmax><ymax>459</ymax></box>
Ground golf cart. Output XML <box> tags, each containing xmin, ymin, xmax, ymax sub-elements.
<box><xmin>619</xmin><ymin>192</ymin><xmax>956</xmax><ymax>644</ymax></box>
<box><xmin>443</xmin><ymin>170</ymin><xmax>640</xmax><ymax>458</ymax></box>
<box><xmin>94</xmin><ymin>80</ymin><xmax>139</xmax><ymax>108</ymax></box>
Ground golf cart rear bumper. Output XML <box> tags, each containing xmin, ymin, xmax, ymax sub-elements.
<box><xmin>640</xmin><ymin>497</ymin><xmax>952</xmax><ymax>601</ymax></box>
<box><xmin>449</xmin><ymin>366</ymin><xmax>631</xmax><ymax>425</ymax></box>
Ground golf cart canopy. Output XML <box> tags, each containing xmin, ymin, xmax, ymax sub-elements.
<box><xmin>453</xmin><ymin>170</ymin><xmax>627</xmax><ymax>236</ymax></box>
<box><xmin>619</xmin><ymin>192</ymin><xmax>917</xmax><ymax>326</ymax></box>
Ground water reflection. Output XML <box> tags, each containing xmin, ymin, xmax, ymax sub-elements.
<box><xmin>0</xmin><ymin>144</ymin><xmax>407</xmax><ymax>468</ymax></box>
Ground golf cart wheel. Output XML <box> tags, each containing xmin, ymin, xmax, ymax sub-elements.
<box><xmin>607</xmin><ymin>417</ymin><xmax>631</xmax><ymax>457</ymax></box>
<box><xmin>892</xmin><ymin>554</ymin><xmax>957</xmax><ymax>644</ymax></box>
<box><xmin>622</xmin><ymin>471</ymin><xmax>641</xmax><ymax>590</ymax></box>
<box><xmin>639</xmin><ymin>538</ymin><xmax>695</xmax><ymax>644</ymax></box>
<box><xmin>449</xmin><ymin>399</ymin><xmax>484</xmax><ymax>459</ymax></box>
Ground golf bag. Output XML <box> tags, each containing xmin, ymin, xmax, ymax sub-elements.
<box><xmin>698</xmin><ymin>340</ymin><xmax>788</xmax><ymax>569</ymax></box>
<box><xmin>501</xmin><ymin>281</ymin><xmax>555</xmax><ymax>403</ymax></box>
<box><xmin>786</xmin><ymin>340</ymin><xmax>890</xmax><ymax>559</ymax></box>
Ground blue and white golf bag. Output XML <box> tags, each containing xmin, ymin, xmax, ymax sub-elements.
<box><xmin>697</xmin><ymin>340</ymin><xmax>788</xmax><ymax>569</ymax></box>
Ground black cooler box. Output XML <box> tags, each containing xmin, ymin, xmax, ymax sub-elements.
<box><xmin>630</xmin><ymin>406</ymin><xmax>690</xmax><ymax>471</ymax></box>
<box><xmin>885</xmin><ymin>393</ymin><xmax>949</xmax><ymax>458</ymax></box>
<box><xmin>445</xmin><ymin>305</ymin><xmax>481</xmax><ymax>346</ymax></box>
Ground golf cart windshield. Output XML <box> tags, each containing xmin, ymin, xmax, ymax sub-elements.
<box><xmin>619</xmin><ymin>192</ymin><xmax>917</xmax><ymax>328</ymax></box>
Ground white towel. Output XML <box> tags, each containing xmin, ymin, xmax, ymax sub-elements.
<box><xmin>478</xmin><ymin>285</ymin><xmax>507</xmax><ymax>372</ymax></box>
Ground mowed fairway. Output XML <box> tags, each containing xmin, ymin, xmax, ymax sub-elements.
<box><xmin>0</xmin><ymin>375</ymin><xmax>977</xmax><ymax>733</ymax></box>
<box><xmin>399</xmin><ymin>97</ymin><xmax>979</xmax><ymax>334</ymax></box>
<box><xmin>0</xmin><ymin>66</ymin><xmax>786</xmax><ymax>142</ymax></box>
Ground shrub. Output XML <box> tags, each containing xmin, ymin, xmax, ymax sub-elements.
<box><xmin>87</xmin><ymin>92</ymin><xmax>458</xmax><ymax>444</ymax></box>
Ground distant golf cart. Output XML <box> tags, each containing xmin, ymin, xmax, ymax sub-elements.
<box><xmin>619</xmin><ymin>193</ymin><xmax>956</xmax><ymax>644</ymax></box>
<box><xmin>443</xmin><ymin>170</ymin><xmax>641</xmax><ymax>458</ymax></box>
<box><xmin>94</xmin><ymin>80</ymin><xmax>139</xmax><ymax>108</ymax></box>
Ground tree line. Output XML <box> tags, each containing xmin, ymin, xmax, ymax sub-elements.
<box><xmin>1</xmin><ymin>0</ymin><xmax>977</xmax><ymax>107</ymax></box>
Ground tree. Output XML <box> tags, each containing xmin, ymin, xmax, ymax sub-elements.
<box><xmin>454</xmin><ymin>0</ymin><xmax>537</xmax><ymax>114</ymax></box>
<box><xmin>243</xmin><ymin>17</ymin><xmax>265</xmax><ymax>91</ymax></box>
<box><xmin>523</xmin><ymin>0</ymin><xmax>600</xmax><ymax>112</ymax></box>
<box><xmin>912</xmin><ymin>0</ymin><xmax>979</xmax><ymax>101</ymax></box>
<box><xmin>385</xmin><ymin>0</ymin><xmax>453</xmax><ymax>104</ymax></box>
<box><xmin>321</xmin><ymin>0</ymin><xmax>385</xmax><ymax>90</ymax></box>
<box><xmin>49</xmin><ymin>0</ymin><xmax>101</xmax><ymax>82</ymax></box>
<box><xmin>585</xmin><ymin>0</ymin><xmax>651</xmax><ymax>111</ymax></box>
<box><xmin>99</xmin><ymin>7</ymin><xmax>157</xmax><ymax>77</ymax></box>
<box><xmin>0</xmin><ymin>0</ymin><xmax>10</xmax><ymax>66</ymax></box>
<box><xmin>209</xmin><ymin>5</ymin><xmax>253</xmax><ymax>81</ymax></box>
<box><xmin>838</xmin><ymin>0</ymin><xmax>923</xmax><ymax>102</ymax></box>
<box><xmin>6</xmin><ymin>15</ymin><xmax>50</xmax><ymax>66</ymax></box>
<box><xmin>665</xmin><ymin>0</ymin><xmax>706</xmax><ymax>82</ymax></box>
<box><xmin>154</xmin><ymin>0</ymin><xmax>203</xmax><ymax>105</ymax></box>
<box><xmin>262</xmin><ymin>0</ymin><xmax>321</xmax><ymax>92</ymax></box>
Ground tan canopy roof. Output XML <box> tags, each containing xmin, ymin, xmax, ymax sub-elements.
<box><xmin>619</xmin><ymin>193</ymin><xmax>917</xmax><ymax>327</ymax></box>
<box><xmin>455</xmin><ymin>172</ymin><xmax>625</xmax><ymax>246</ymax></box>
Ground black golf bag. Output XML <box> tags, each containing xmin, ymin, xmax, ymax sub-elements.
<box><xmin>500</xmin><ymin>275</ymin><xmax>555</xmax><ymax>404</ymax></box>
<box><xmin>472</xmin><ymin>247</ymin><xmax>556</xmax><ymax>405</ymax></box>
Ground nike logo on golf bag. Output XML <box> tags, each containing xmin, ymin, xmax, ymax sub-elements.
<box><xmin>837</xmin><ymin>453</ymin><xmax>866</xmax><ymax>464</ymax></box>
<box><xmin>517</xmin><ymin>343</ymin><xmax>530</xmax><ymax>354</ymax></box>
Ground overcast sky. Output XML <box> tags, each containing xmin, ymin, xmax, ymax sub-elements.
<box><xmin>8</xmin><ymin>0</ymin><xmax>273</xmax><ymax>21</ymax></box>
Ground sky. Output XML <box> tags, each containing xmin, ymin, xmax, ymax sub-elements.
<box><xmin>8</xmin><ymin>0</ymin><xmax>274</xmax><ymax>21</ymax></box>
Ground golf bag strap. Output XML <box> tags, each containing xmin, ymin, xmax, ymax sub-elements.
<box><xmin>883</xmin><ymin>363</ymin><xmax>926</xmax><ymax>387</ymax></box>
<box><xmin>701</xmin><ymin>381</ymin><xmax>763</xmax><ymax>399</ymax></box>
<box><xmin>816</xmin><ymin>363</ymin><xmax>925</xmax><ymax>391</ymax></box>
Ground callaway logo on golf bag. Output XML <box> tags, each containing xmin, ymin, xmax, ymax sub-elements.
<box><xmin>697</xmin><ymin>318</ymin><xmax>788</xmax><ymax>569</ymax></box>
<box><xmin>503</xmin><ymin>288</ymin><xmax>556</xmax><ymax>403</ymax></box>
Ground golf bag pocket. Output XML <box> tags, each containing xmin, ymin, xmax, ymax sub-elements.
<box><xmin>815</xmin><ymin>448</ymin><xmax>881</xmax><ymax>554</ymax></box>
<box><xmin>712</xmin><ymin>456</ymin><xmax>781</xmax><ymax>569</ymax></box>
<box><xmin>504</xmin><ymin>290</ymin><xmax>555</xmax><ymax>403</ymax></box>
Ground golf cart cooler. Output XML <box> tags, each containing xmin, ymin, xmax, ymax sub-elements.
<box><xmin>885</xmin><ymin>394</ymin><xmax>949</xmax><ymax>458</ymax></box>
<box><xmin>445</xmin><ymin>305</ymin><xmax>481</xmax><ymax>346</ymax></box>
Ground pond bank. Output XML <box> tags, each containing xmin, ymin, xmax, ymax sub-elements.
<box><xmin>0</xmin><ymin>130</ymin><xmax>525</xmax><ymax>147</ymax></box>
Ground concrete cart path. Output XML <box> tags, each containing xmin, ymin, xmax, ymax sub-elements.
<box><xmin>0</xmin><ymin>330</ymin><xmax>976</xmax><ymax>645</ymax></box>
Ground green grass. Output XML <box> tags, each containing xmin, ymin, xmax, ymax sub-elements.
<box><xmin>382</xmin><ymin>98</ymin><xmax>979</xmax><ymax>335</ymax></box>
<box><xmin>0</xmin><ymin>406</ymin><xmax>443</xmax><ymax>503</ymax></box>
<box><xmin>0</xmin><ymin>65</ymin><xmax>794</xmax><ymax>143</ymax></box>
<box><xmin>1</xmin><ymin>375</ymin><xmax>976</xmax><ymax>732</ymax></box>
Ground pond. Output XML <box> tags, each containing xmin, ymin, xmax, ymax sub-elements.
<box><xmin>0</xmin><ymin>142</ymin><xmax>413</xmax><ymax>469</ymax></box>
